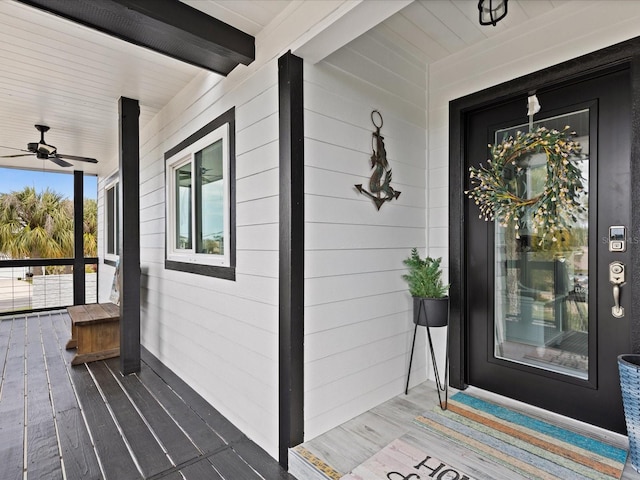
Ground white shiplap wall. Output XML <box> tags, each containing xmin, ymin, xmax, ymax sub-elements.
<box><xmin>94</xmin><ymin>0</ymin><xmax>408</xmax><ymax>460</ymax></box>
<box><xmin>427</xmin><ymin>1</ymin><xmax>640</xmax><ymax>371</ymax></box>
<box><xmin>96</xmin><ymin>61</ymin><xmax>282</xmax><ymax>458</ymax></box>
<box><xmin>139</xmin><ymin>62</ymin><xmax>281</xmax><ymax>456</ymax></box>
<box><xmin>303</xmin><ymin>29</ymin><xmax>429</xmax><ymax>440</ymax></box>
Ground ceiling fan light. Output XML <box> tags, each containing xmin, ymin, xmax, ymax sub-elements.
<box><xmin>37</xmin><ymin>143</ymin><xmax>56</xmax><ymax>155</ymax></box>
<box><xmin>478</xmin><ymin>0</ymin><xmax>508</xmax><ymax>26</ymax></box>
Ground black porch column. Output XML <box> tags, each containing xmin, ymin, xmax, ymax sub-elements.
<box><xmin>72</xmin><ymin>170</ymin><xmax>85</xmax><ymax>305</ymax></box>
<box><xmin>278</xmin><ymin>50</ymin><xmax>304</xmax><ymax>469</ymax></box>
<box><xmin>119</xmin><ymin>96</ymin><xmax>141</xmax><ymax>375</ymax></box>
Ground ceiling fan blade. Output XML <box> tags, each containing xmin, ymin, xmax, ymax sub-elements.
<box><xmin>0</xmin><ymin>145</ymin><xmax>31</xmax><ymax>153</ymax></box>
<box><xmin>48</xmin><ymin>156</ymin><xmax>73</xmax><ymax>168</ymax></box>
<box><xmin>56</xmin><ymin>153</ymin><xmax>98</xmax><ymax>164</ymax></box>
<box><xmin>0</xmin><ymin>153</ymin><xmax>34</xmax><ymax>158</ymax></box>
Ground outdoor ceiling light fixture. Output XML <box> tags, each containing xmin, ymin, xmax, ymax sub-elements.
<box><xmin>478</xmin><ymin>0</ymin><xmax>508</xmax><ymax>26</ymax></box>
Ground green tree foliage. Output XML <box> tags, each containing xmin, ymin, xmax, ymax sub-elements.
<box><xmin>0</xmin><ymin>186</ymin><xmax>97</xmax><ymax>259</ymax></box>
<box><xmin>83</xmin><ymin>198</ymin><xmax>97</xmax><ymax>257</ymax></box>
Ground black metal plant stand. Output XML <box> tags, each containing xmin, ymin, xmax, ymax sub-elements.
<box><xmin>405</xmin><ymin>299</ymin><xmax>449</xmax><ymax>410</ymax></box>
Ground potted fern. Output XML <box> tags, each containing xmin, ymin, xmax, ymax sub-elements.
<box><xmin>402</xmin><ymin>248</ymin><xmax>449</xmax><ymax>327</ymax></box>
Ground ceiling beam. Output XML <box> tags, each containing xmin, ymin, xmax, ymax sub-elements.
<box><xmin>292</xmin><ymin>0</ymin><xmax>413</xmax><ymax>64</ymax></box>
<box><xmin>15</xmin><ymin>0</ymin><xmax>255</xmax><ymax>75</ymax></box>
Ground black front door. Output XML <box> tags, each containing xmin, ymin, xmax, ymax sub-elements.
<box><xmin>465</xmin><ymin>65</ymin><xmax>631</xmax><ymax>432</ymax></box>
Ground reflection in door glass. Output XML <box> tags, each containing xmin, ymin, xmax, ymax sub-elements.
<box><xmin>494</xmin><ymin>110</ymin><xmax>589</xmax><ymax>379</ymax></box>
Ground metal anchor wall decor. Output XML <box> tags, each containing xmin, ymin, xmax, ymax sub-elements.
<box><xmin>355</xmin><ymin>110</ymin><xmax>401</xmax><ymax>210</ymax></box>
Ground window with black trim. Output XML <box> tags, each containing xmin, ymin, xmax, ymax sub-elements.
<box><xmin>164</xmin><ymin>108</ymin><xmax>235</xmax><ymax>280</ymax></box>
<box><xmin>105</xmin><ymin>180</ymin><xmax>119</xmax><ymax>258</ymax></box>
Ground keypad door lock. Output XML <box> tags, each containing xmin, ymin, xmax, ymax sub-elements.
<box><xmin>609</xmin><ymin>226</ymin><xmax>627</xmax><ymax>252</ymax></box>
<box><xmin>610</xmin><ymin>261</ymin><xmax>626</xmax><ymax>318</ymax></box>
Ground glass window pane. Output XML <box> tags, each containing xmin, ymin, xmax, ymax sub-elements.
<box><xmin>164</xmin><ymin>113</ymin><xmax>234</xmax><ymax>276</ymax></box>
<box><xmin>83</xmin><ymin>175</ymin><xmax>98</xmax><ymax>258</ymax></box>
<box><xmin>494</xmin><ymin>110</ymin><xmax>589</xmax><ymax>380</ymax></box>
<box><xmin>175</xmin><ymin>163</ymin><xmax>192</xmax><ymax>250</ymax></box>
<box><xmin>0</xmin><ymin>168</ymin><xmax>74</xmax><ymax>260</ymax></box>
<box><xmin>107</xmin><ymin>186</ymin><xmax>115</xmax><ymax>255</ymax></box>
<box><xmin>195</xmin><ymin>140</ymin><xmax>224</xmax><ymax>255</ymax></box>
<box><xmin>115</xmin><ymin>183</ymin><xmax>119</xmax><ymax>255</ymax></box>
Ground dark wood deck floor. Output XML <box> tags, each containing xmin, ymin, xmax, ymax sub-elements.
<box><xmin>0</xmin><ymin>310</ymin><xmax>294</xmax><ymax>480</ymax></box>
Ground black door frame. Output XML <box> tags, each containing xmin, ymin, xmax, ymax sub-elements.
<box><xmin>449</xmin><ymin>36</ymin><xmax>640</xmax><ymax>390</ymax></box>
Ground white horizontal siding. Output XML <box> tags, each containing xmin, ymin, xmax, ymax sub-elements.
<box><xmin>306</xmin><ymin>249</ymin><xmax>413</xmax><ymax>279</ymax></box>
<box><xmin>93</xmin><ymin>1</ymin><xmax>424</xmax><ymax>459</ymax></box>
<box><xmin>95</xmin><ymin>59</ymin><xmax>282</xmax><ymax>457</ymax></box>
<box><xmin>303</xmin><ymin>34</ymin><xmax>428</xmax><ymax>440</ymax></box>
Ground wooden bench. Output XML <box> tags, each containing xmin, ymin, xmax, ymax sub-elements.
<box><xmin>65</xmin><ymin>303</ymin><xmax>120</xmax><ymax>365</ymax></box>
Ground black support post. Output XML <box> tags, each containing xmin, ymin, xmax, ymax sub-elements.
<box><xmin>278</xmin><ymin>51</ymin><xmax>304</xmax><ymax>469</ymax></box>
<box><xmin>119</xmin><ymin>96</ymin><xmax>141</xmax><ymax>375</ymax></box>
<box><xmin>73</xmin><ymin>170</ymin><xmax>85</xmax><ymax>305</ymax></box>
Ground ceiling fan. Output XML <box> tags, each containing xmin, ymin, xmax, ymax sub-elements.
<box><xmin>0</xmin><ymin>124</ymin><xmax>98</xmax><ymax>167</ymax></box>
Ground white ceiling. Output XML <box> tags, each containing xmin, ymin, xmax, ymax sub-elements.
<box><xmin>0</xmin><ymin>0</ymin><xmax>570</xmax><ymax>177</ymax></box>
<box><xmin>377</xmin><ymin>0</ymin><xmax>569</xmax><ymax>65</ymax></box>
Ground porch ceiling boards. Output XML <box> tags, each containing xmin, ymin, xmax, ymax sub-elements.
<box><xmin>374</xmin><ymin>0</ymin><xmax>570</xmax><ymax>65</ymax></box>
<box><xmin>0</xmin><ymin>0</ymin><xmax>572</xmax><ymax>177</ymax></box>
<box><xmin>0</xmin><ymin>0</ymin><xmax>286</xmax><ymax>177</ymax></box>
<box><xmin>0</xmin><ymin>311</ymin><xmax>293</xmax><ymax>480</ymax></box>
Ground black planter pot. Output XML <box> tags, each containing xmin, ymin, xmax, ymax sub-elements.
<box><xmin>413</xmin><ymin>297</ymin><xmax>449</xmax><ymax>327</ymax></box>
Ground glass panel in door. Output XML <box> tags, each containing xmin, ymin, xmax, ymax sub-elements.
<box><xmin>494</xmin><ymin>109</ymin><xmax>589</xmax><ymax>379</ymax></box>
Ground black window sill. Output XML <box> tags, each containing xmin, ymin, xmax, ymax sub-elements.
<box><xmin>104</xmin><ymin>258</ymin><xmax>118</xmax><ymax>267</ymax></box>
<box><xmin>165</xmin><ymin>259</ymin><xmax>235</xmax><ymax>281</ymax></box>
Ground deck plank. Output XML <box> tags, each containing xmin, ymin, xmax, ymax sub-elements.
<box><xmin>0</xmin><ymin>313</ymin><xmax>289</xmax><ymax>480</ymax></box>
<box><xmin>26</xmin><ymin>316</ymin><xmax>62</xmax><ymax>480</ymax></box>
<box><xmin>104</xmin><ymin>358</ymin><xmax>201</xmax><ymax>466</ymax></box>
<box><xmin>0</xmin><ymin>318</ymin><xmax>12</xmax><ymax>381</ymax></box>
<box><xmin>50</xmin><ymin>311</ymin><xmax>73</xmax><ymax>357</ymax></box>
<box><xmin>68</xmin><ymin>363</ymin><xmax>141</xmax><ymax>480</ymax></box>
<box><xmin>88</xmin><ymin>361</ymin><xmax>173</xmax><ymax>478</ymax></box>
<box><xmin>179</xmin><ymin>457</ymin><xmax>223</xmax><ymax>480</ymax></box>
<box><xmin>0</xmin><ymin>317</ymin><xmax>26</xmax><ymax>480</ymax></box>
<box><xmin>0</xmin><ymin>318</ymin><xmax>16</xmax><ymax>398</ymax></box>
<box><xmin>41</xmin><ymin>314</ymin><xmax>76</xmax><ymax>411</ymax></box>
<box><xmin>139</xmin><ymin>348</ymin><xmax>294</xmax><ymax>479</ymax></box>
<box><xmin>135</xmin><ymin>360</ymin><xmax>227</xmax><ymax>455</ymax></box>
<box><xmin>42</xmin><ymin>313</ymin><xmax>102</xmax><ymax>480</ymax></box>
<box><xmin>233</xmin><ymin>438</ymin><xmax>297</xmax><ymax>480</ymax></box>
<box><xmin>209</xmin><ymin>447</ymin><xmax>263</xmax><ymax>480</ymax></box>
<box><xmin>56</xmin><ymin>408</ymin><xmax>103</xmax><ymax>480</ymax></box>
<box><xmin>153</xmin><ymin>472</ymin><xmax>184</xmax><ymax>480</ymax></box>
<box><xmin>141</xmin><ymin>348</ymin><xmax>245</xmax><ymax>444</ymax></box>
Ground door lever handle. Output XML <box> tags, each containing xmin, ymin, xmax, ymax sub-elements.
<box><xmin>610</xmin><ymin>261</ymin><xmax>626</xmax><ymax>318</ymax></box>
<box><xmin>612</xmin><ymin>284</ymin><xmax>624</xmax><ymax>318</ymax></box>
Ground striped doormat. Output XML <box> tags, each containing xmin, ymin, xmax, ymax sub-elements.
<box><xmin>339</xmin><ymin>438</ymin><xmax>475</xmax><ymax>480</ymax></box>
<box><xmin>415</xmin><ymin>392</ymin><xmax>628</xmax><ymax>480</ymax></box>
